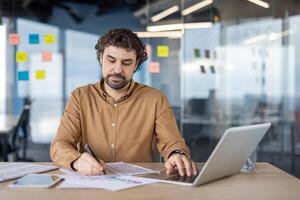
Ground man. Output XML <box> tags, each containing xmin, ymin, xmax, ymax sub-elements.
<box><xmin>50</xmin><ymin>28</ymin><xmax>197</xmax><ymax>177</ymax></box>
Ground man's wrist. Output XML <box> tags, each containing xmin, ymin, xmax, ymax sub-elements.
<box><xmin>168</xmin><ymin>150</ymin><xmax>186</xmax><ymax>158</ymax></box>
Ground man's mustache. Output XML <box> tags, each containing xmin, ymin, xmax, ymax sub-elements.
<box><xmin>107</xmin><ymin>74</ymin><xmax>125</xmax><ymax>79</ymax></box>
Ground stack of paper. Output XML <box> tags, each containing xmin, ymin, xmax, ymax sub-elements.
<box><xmin>57</xmin><ymin>162</ymin><xmax>158</xmax><ymax>191</ymax></box>
<box><xmin>0</xmin><ymin>163</ymin><xmax>58</xmax><ymax>182</ymax></box>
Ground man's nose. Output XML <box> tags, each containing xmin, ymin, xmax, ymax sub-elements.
<box><xmin>113</xmin><ymin>62</ymin><xmax>123</xmax><ymax>73</ymax></box>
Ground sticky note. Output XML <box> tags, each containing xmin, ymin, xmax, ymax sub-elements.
<box><xmin>29</xmin><ymin>34</ymin><xmax>39</xmax><ymax>44</ymax></box>
<box><xmin>16</xmin><ymin>51</ymin><xmax>28</xmax><ymax>62</ymax></box>
<box><xmin>205</xmin><ymin>49</ymin><xmax>210</xmax><ymax>58</ymax></box>
<box><xmin>213</xmin><ymin>50</ymin><xmax>217</xmax><ymax>59</ymax></box>
<box><xmin>194</xmin><ymin>48</ymin><xmax>200</xmax><ymax>58</ymax></box>
<box><xmin>9</xmin><ymin>34</ymin><xmax>20</xmax><ymax>45</ymax></box>
<box><xmin>157</xmin><ymin>45</ymin><xmax>169</xmax><ymax>57</ymax></box>
<box><xmin>42</xmin><ymin>52</ymin><xmax>52</xmax><ymax>62</ymax></box>
<box><xmin>18</xmin><ymin>71</ymin><xmax>29</xmax><ymax>81</ymax></box>
<box><xmin>44</xmin><ymin>34</ymin><xmax>56</xmax><ymax>44</ymax></box>
<box><xmin>149</xmin><ymin>62</ymin><xmax>160</xmax><ymax>73</ymax></box>
<box><xmin>35</xmin><ymin>70</ymin><xmax>46</xmax><ymax>80</ymax></box>
<box><xmin>210</xmin><ymin>66</ymin><xmax>215</xmax><ymax>74</ymax></box>
<box><xmin>200</xmin><ymin>65</ymin><xmax>206</xmax><ymax>73</ymax></box>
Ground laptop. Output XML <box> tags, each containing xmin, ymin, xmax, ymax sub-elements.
<box><xmin>139</xmin><ymin>123</ymin><xmax>271</xmax><ymax>186</ymax></box>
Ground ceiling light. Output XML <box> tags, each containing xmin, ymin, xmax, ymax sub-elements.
<box><xmin>151</xmin><ymin>5</ymin><xmax>180</xmax><ymax>22</ymax></box>
<box><xmin>182</xmin><ymin>0</ymin><xmax>213</xmax><ymax>16</ymax></box>
<box><xmin>247</xmin><ymin>0</ymin><xmax>270</xmax><ymax>9</ymax></box>
<box><xmin>243</xmin><ymin>34</ymin><xmax>268</xmax><ymax>45</ymax></box>
<box><xmin>135</xmin><ymin>31</ymin><xmax>182</xmax><ymax>38</ymax></box>
<box><xmin>147</xmin><ymin>22</ymin><xmax>213</xmax><ymax>32</ymax></box>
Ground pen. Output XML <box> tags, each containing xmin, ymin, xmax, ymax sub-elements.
<box><xmin>84</xmin><ymin>144</ymin><xmax>107</xmax><ymax>175</ymax></box>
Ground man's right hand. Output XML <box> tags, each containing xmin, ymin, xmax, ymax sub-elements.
<box><xmin>72</xmin><ymin>152</ymin><xmax>106</xmax><ymax>175</ymax></box>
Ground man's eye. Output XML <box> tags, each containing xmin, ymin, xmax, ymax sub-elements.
<box><xmin>109</xmin><ymin>60</ymin><xmax>115</xmax><ymax>63</ymax></box>
<box><xmin>123</xmin><ymin>62</ymin><xmax>131</xmax><ymax>66</ymax></box>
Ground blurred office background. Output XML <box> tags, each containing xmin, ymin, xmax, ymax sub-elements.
<box><xmin>0</xmin><ymin>0</ymin><xmax>300</xmax><ymax>178</ymax></box>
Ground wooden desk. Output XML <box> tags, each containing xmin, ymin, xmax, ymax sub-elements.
<box><xmin>0</xmin><ymin>162</ymin><xmax>299</xmax><ymax>200</ymax></box>
<box><xmin>0</xmin><ymin>115</ymin><xmax>17</xmax><ymax>161</ymax></box>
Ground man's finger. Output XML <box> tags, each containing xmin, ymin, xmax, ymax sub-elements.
<box><xmin>91</xmin><ymin>166</ymin><xmax>105</xmax><ymax>175</ymax></box>
<box><xmin>182</xmin><ymin>156</ymin><xmax>193</xmax><ymax>176</ymax></box>
<box><xmin>84</xmin><ymin>154</ymin><xmax>104</xmax><ymax>171</ymax></box>
<box><xmin>191</xmin><ymin>161</ymin><xmax>198</xmax><ymax>176</ymax></box>
<box><xmin>165</xmin><ymin>160</ymin><xmax>175</xmax><ymax>174</ymax></box>
<box><xmin>99</xmin><ymin>159</ymin><xmax>105</xmax><ymax>166</ymax></box>
<box><xmin>174</xmin><ymin>157</ymin><xmax>185</xmax><ymax>176</ymax></box>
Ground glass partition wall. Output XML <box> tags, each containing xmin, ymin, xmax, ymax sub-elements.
<box><xmin>139</xmin><ymin>0</ymin><xmax>300</xmax><ymax>176</ymax></box>
<box><xmin>178</xmin><ymin>0</ymin><xmax>299</xmax><ymax>176</ymax></box>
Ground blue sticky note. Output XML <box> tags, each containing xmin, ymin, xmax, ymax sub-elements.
<box><xmin>18</xmin><ymin>71</ymin><xmax>29</xmax><ymax>81</ymax></box>
<box><xmin>29</xmin><ymin>34</ymin><xmax>39</xmax><ymax>44</ymax></box>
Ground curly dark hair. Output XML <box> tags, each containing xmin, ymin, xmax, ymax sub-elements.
<box><xmin>95</xmin><ymin>28</ymin><xmax>148</xmax><ymax>72</ymax></box>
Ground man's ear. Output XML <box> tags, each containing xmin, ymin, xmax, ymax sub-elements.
<box><xmin>134</xmin><ymin>60</ymin><xmax>139</xmax><ymax>72</ymax></box>
<box><xmin>99</xmin><ymin>54</ymin><xmax>103</xmax><ymax>65</ymax></box>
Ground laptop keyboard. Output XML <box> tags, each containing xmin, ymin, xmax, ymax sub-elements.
<box><xmin>166</xmin><ymin>174</ymin><xmax>198</xmax><ymax>183</ymax></box>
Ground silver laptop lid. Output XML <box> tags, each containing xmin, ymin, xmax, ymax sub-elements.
<box><xmin>193</xmin><ymin>123</ymin><xmax>271</xmax><ymax>186</ymax></box>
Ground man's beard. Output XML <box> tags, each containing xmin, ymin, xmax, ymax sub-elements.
<box><xmin>104</xmin><ymin>73</ymin><xmax>130</xmax><ymax>90</ymax></box>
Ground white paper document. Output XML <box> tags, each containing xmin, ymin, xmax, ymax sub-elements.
<box><xmin>58</xmin><ymin>175</ymin><xmax>157</xmax><ymax>191</ymax></box>
<box><xmin>59</xmin><ymin>162</ymin><xmax>158</xmax><ymax>180</ymax></box>
<box><xmin>0</xmin><ymin>163</ymin><xmax>58</xmax><ymax>182</ymax></box>
<box><xmin>57</xmin><ymin>162</ymin><xmax>158</xmax><ymax>191</ymax></box>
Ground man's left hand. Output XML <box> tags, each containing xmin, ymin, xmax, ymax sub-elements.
<box><xmin>165</xmin><ymin>153</ymin><xmax>198</xmax><ymax>176</ymax></box>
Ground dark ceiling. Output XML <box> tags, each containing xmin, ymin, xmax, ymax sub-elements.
<box><xmin>1</xmin><ymin>0</ymin><xmax>300</xmax><ymax>24</ymax></box>
<box><xmin>0</xmin><ymin>0</ymin><xmax>146</xmax><ymax>23</ymax></box>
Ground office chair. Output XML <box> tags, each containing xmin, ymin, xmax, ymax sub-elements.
<box><xmin>0</xmin><ymin>98</ymin><xmax>33</xmax><ymax>161</ymax></box>
<box><xmin>11</xmin><ymin>104</ymin><xmax>33</xmax><ymax>161</ymax></box>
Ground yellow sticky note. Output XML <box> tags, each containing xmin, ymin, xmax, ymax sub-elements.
<box><xmin>16</xmin><ymin>51</ymin><xmax>28</xmax><ymax>62</ymax></box>
<box><xmin>35</xmin><ymin>70</ymin><xmax>46</xmax><ymax>80</ymax></box>
<box><xmin>44</xmin><ymin>34</ymin><xmax>56</xmax><ymax>44</ymax></box>
<box><xmin>157</xmin><ymin>45</ymin><xmax>169</xmax><ymax>57</ymax></box>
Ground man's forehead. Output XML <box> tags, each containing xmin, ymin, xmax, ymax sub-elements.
<box><xmin>103</xmin><ymin>45</ymin><xmax>136</xmax><ymax>58</ymax></box>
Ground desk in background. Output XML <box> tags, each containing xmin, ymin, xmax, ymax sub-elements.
<box><xmin>0</xmin><ymin>162</ymin><xmax>299</xmax><ymax>200</ymax></box>
<box><xmin>0</xmin><ymin>115</ymin><xmax>16</xmax><ymax>161</ymax></box>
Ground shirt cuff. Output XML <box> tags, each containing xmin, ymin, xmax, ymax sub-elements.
<box><xmin>164</xmin><ymin>147</ymin><xmax>191</xmax><ymax>162</ymax></box>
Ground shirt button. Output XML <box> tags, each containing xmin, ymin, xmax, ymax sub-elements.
<box><xmin>113</xmin><ymin>104</ymin><xmax>117</xmax><ymax>107</ymax></box>
<box><xmin>112</xmin><ymin>122</ymin><xmax>116</xmax><ymax>127</ymax></box>
<box><xmin>111</xmin><ymin>144</ymin><xmax>115</xmax><ymax>148</ymax></box>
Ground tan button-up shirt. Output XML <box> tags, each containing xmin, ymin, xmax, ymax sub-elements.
<box><xmin>50</xmin><ymin>80</ymin><xmax>190</xmax><ymax>169</ymax></box>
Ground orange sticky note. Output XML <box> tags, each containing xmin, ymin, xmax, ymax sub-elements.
<box><xmin>42</xmin><ymin>52</ymin><xmax>52</xmax><ymax>62</ymax></box>
<box><xmin>149</xmin><ymin>62</ymin><xmax>160</xmax><ymax>73</ymax></box>
<box><xmin>157</xmin><ymin>45</ymin><xmax>169</xmax><ymax>57</ymax></box>
<box><xmin>35</xmin><ymin>70</ymin><xmax>46</xmax><ymax>80</ymax></box>
<box><xmin>44</xmin><ymin>34</ymin><xmax>56</xmax><ymax>44</ymax></box>
<box><xmin>16</xmin><ymin>51</ymin><xmax>28</xmax><ymax>62</ymax></box>
<box><xmin>9</xmin><ymin>34</ymin><xmax>20</xmax><ymax>45</ymax></box>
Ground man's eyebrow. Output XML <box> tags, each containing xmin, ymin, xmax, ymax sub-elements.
<box><xmin>106</xmin><ymin>55</ymin><xmax>133</xmax><ymax>62</ymax></box>
<box><xmin>106</xmin><ymin>55</ymin><xmax>116</xmax><ymax>59</ymax></box>
<box><xmin>122</xmin><ymin>58</ymin><xmax>133</xmax><ymax>62</ymax></box>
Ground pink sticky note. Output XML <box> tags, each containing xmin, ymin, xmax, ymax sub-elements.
<box><xmin>149</xmin><ymin>62</ymin><xmax>160</xmax><ymax>73</ymax></box>
<box><xmin>9</xmin><ymin>34</ymin><xmax>20</xmax><ymax>45</ymax></box>
<box><xmin>42</xmin><ymin>52</ymin><xmax>52</xmax><ymax>62</ymax></box>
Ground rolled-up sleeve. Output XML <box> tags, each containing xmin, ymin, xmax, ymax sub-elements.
<box><xmin>50</xmin><ymin>89</ymin><xmax>82</xmax><ymax>169</ymax></box>
<box><xmin>155</xmin><ymin>95</ymin><xmax>191</xmax><ymax>161</ymax></box>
